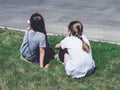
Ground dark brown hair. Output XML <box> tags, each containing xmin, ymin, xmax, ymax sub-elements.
<box><xmin>30</xmin><ymin>13</ymin><xmax>49</xmax><ymax>46</ymax></box>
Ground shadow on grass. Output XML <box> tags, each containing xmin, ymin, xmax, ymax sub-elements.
<box><xmin>0</xmin><ymin>28</ymin><xmax>120</xmax><ymax>90</ymax></box>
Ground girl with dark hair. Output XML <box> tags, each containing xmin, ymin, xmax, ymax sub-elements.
<box><xmin>20</xmin><ymin>13</ymin><xmax>55</xmax><ymax>69</ymax></box>
<box><xmin>55</xmin><ymin>21</ymin><xmax>95</xmax><ymax>78</ymax></box>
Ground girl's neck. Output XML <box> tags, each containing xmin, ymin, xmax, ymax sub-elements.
<box><xmin>28</xmin><ymin>27</ymin><xmax>35</xmax><ymax>32</ymax></box>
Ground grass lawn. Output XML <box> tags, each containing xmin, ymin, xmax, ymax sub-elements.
<box><xmin>0</xmin><ymin>28</ymin><xmax>120</xmax><ymax>90</ymax></box>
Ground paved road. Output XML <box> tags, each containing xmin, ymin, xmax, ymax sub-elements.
<box><xmin>0</xmin><ymin>0</ymin><xmax>120</xmax><ymax>43</ymax></box>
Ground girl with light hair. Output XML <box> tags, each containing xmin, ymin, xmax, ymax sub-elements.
<box><xmin>55</xmin><ymin>21</ymin><xmax>95</xmax><ymax>78</ymax></box>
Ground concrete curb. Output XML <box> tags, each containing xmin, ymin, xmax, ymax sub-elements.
<box><xmin>0</xmin><ymin>26</ymin><xmax>120</xmax><ymax>45</ymax></box>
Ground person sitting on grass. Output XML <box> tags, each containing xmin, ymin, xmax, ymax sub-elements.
<box><xmin>20</xmin><ymin>13</ymin><xmax>55</xmax><ymax>69</ymax></box>
<box><xmin>55</xmin><ymin>21</ymin><xmax>95</xmax><ymax>78</ymax></box>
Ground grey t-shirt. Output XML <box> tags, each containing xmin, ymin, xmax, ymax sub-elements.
<box><xmin>20</xmin><ymin>30</ymin><xmax>46</xmax><ymax>61</ymax></box>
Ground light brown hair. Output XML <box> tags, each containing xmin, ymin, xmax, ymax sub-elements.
<box><xmin>68</xmin><ymin>21</ymin><xmax>90</xmax><ymax>53</ymax></box>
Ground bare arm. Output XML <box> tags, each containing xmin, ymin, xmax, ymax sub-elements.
<box><xmin>39</xmin><ymin>47</ymin><xmax>45</xmax><ymax>68</ymax></box>
<box><xmin>55</xmin><ymin>43</ymin><xmax>61</xmax><ymax>49</ymax></box>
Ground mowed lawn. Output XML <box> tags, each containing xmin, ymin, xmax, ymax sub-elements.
<box><xmin>0</xmin><ymin>28</ymin><xmax>120</xmax><ymax>90</ymax></box>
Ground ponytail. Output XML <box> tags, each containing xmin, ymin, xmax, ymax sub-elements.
<box><xmin>68</xmin><ymin>21</ymin><xmax>90</xmax><ymax>53</ymax></box>
<box><xmin>80</xmin><ymin>37</ymin><xmax>90</xmax><ymax>53</ymax></box>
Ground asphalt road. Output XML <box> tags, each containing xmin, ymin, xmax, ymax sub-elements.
<box><xmin>0</xmin><ymin>0</ymin><xmax>120</xmax><ymax>43</ymax></box>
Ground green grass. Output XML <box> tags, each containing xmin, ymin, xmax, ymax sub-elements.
<box><xmin>0</xmin><ymin>28</ymin><xmax>120</xmax><ymax>90</ymax></box>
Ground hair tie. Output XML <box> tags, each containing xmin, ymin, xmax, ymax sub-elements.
<box><xmin>80</xmin><ymin>37</ymin><xmax>83</xmax><ymax>40</ymax></box>
<box><xmin>33</xmin><ymin>16</ymin><xmax>41</xmax><ymax>21</ymax></box>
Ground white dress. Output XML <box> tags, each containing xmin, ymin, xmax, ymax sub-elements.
<box><xmin>60</xmin><ymin>35</ymin><xmax>95</xmax><ymax>78</ymax></box>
